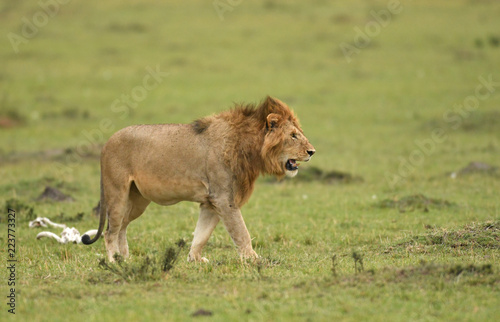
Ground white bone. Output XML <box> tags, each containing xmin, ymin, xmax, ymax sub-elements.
<box><xmin>35</xmin><ymin>227</ymin><xmax>99</xmax><ymax>244</ymax></box>
<box><xmin>36</xmin><ymin>231</ymin><xmax>64</xmax><ymax>243</ymax></box>
<box><xmin>31</xmin><ymin>216</ymin><xmax>100</xmax><ymax>244</ymax></box>
<box><xmin>60</xmin><ymin>227</ymin><xmax>81</xmax><ymax>244</ymax></box>
<box><xmin>83</xmin><ymin>229</ymin><xmax>98</xmax><ymax>237</ymax></box>
<box><xmin>29</xmin><ymin>217</ymin><xmax>67</xmax><ymax>229</ymax></box>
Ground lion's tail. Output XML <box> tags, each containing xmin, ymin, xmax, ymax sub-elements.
<box><xmin>82</xmin><ymin>174</ymin><xmax>106</xmax><ymax>245</ymax></box>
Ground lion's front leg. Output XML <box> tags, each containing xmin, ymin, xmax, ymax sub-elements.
<box><xmin>188</xmin><ymin>204</ymin><xmax>220</xmax><ymax>263</ymax></box>
<box><xmin>219</xmin><ymin>208</ymin><xmax>259</xmax><ymax>260</ymax></box>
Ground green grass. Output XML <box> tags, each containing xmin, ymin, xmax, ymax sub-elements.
<box><xmin>1</xmin><ymin>0</ymin><xmax>500</xmax><ymax>321</ymax></box>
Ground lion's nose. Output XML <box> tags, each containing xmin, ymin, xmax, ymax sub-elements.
<box><xmin>307</xmin><ymin>150</ymin><xmax>315</xmax><ymax>156</ymax></box>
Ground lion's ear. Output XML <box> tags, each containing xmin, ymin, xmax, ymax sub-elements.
<box><xmin>263</xmin><ymin>96</ymin><xmax>287</xmax><ymax>113</ymax></box>
<box><xmin>264</xmin><ymin>96</ymin><xmax>279</xmax><ymax>106</ymax></box>
<box><xmin>266</xmin><ymin>113</ymin><xmax>281</xmax><ymax>130</ymax></box>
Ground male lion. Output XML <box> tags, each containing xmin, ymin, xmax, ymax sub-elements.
<box><xmin>82</xmin><ymin>96</ymin><xmax>315</xmax><ymax>262</ymax></box>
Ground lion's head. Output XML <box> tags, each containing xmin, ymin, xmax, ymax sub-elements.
<box><xmin>260</xmin><ymin>97</ymin><xmax>315</xmax><ymax>178</ymax></box>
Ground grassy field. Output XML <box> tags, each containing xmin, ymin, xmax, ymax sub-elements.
<box><xmin>1</xmin><ymin>0</ymin><xmax>500</xmax><ymax>321</ymax></box>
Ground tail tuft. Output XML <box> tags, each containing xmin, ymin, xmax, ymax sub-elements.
<box><xmin>81</xmin><ymin>234</ymin><xmax>92</xmax><ymax>245</ymax></box>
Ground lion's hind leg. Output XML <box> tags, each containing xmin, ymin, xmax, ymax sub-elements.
<box><xmin>104</xmin><ymin>195</ymin><xmax>128</xmax><ymax>262</ymax></box>
<box><xmin>104</xmin><ymin>183</ymin><xmax>137</xmax><ymax>262</ymax></box>
<box><xmin>117</xmin><ymin>183</ymin><xmax>150</xmax><ymax>258</ymax></box>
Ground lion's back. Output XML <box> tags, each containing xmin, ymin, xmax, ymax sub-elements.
<box><xmin>103</xmin><ymin>123</ymin><xmax>212</xmax><ymax>164</ymax></box>
<box><xmin>100</xmin><ymin>123</ymin><xmax>219</xmax><ymax>204</ymax></box>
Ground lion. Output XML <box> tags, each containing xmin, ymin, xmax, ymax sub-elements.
<box><xmin>82</xmin><ymin>96</ymin><xmax>315</xmax><ymax>262</ymax></box>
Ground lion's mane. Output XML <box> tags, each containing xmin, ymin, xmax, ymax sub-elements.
<box><xmin>193</xmin><ymin>96</ymin><xmax>301</xmax><ymax>207</ymax></box>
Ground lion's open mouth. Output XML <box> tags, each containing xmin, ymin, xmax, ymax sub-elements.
<box><xmin>286</xmin><ymin>159</ymin><xmax>299</xmax><ymax>171</ymax></box>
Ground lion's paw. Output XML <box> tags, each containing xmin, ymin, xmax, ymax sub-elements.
<box><xmin>187</xmin><ymin>254</ymin><xmax>209</xmax><ymax>263</ymax></box>
<box><xmin>240</xmin><ymin>250</ymin><xmax>259</xmax><ymax>260</ymax></box>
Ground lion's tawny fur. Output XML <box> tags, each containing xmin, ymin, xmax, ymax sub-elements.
<box><xmin>81</xmin><ymin>96</ymin><xmax>315</xmax><ymax>262</ymax></box>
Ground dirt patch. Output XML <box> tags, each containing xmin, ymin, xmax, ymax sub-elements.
<box><xmin>461</xmin><ymin>111</ymin><xmax>500</xmax><ymax>132</ymax></box>
<box><xmin>447</xmin><ymin>263</ymin><xmax>494</xmax><ymax>276</ymax></box>
<box><xmin>377</xmin><ymin>194</ymin><xmax>456</xmax><ymax>212</ymax></box>
<box><xmin>192</xmin><ymin>309</ymin><xmax>213</xmax><ymax>317</ymax></box>
<box><xmin>0</xmin><ymin>116</ymin><xmax>21</xmax><ymax>128</ymax></box>
<box><xmin>389</xmin><ymin>262</ymin><xmax>495</xmax><ymax>283</ymax></box>
<box><xmin>293</xmin><ymin>166</ymin><xmax>364</xmax><ymax>184</ymax></box>
<box><xmin>326</xmin><ymin>260</ymin><xmax>497</xmax><ymax>287</ymax></box>
<box><xmin>390</xmin><ymin>221</ymin><xmax>500</xmax><ymax>251</ymax></box>
<box><xmin>0</xmin><ymin>177</ymin><xmax>77</xmax><ymax>201</ymax></box>
<box><xmin>475</xmin><ymin>35</ymin><xmax>500</xmax><ymax>48</ymax></box>
<box><xmin>331</xmin><ymin>14</ymin><xmax>352</xmax><ymax>24</ymax></box>
<box><xmin>0</xmin><ymin>109</ymin><xmax>27</xmax><ymax>128</ymax></box>
<box><xmin>0</xmin><ymin>93</ymin><xmax>27</xmax><ymax>128</ymax></box>
<box><xmin>452</xmin><ymin>48</ymin><xmax>478</xmax><ymax>61</ymax></box>
<box><xmin>57</xmin><ymin>212</ymin><xmax>84</xmax><ymax>223</ymax></box>
<box><xmin>107</xmin><ymin>22</ymin><xmax>147</xmax><ymax>33</ymax></box>
<box><xmin>450</xmin><ymin>161</ymin><xmax>498</xmax><ymax>178</ymax></box>
<box><xmin>36</xmin><ymin>186</ymin><xmax>75</xmax><ymax>202</ymax></box>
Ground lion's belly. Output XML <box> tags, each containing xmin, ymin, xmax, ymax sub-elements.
<box><xmin>133</xmin><ymin>173</ymin><xmax>209</xmax><ymax>206</ymax></box>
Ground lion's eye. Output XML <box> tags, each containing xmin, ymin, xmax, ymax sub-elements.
<box><xmin>291</xmin><ymin>133</ymin><xmax>298</xmax><ymax>140</ymax></box>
